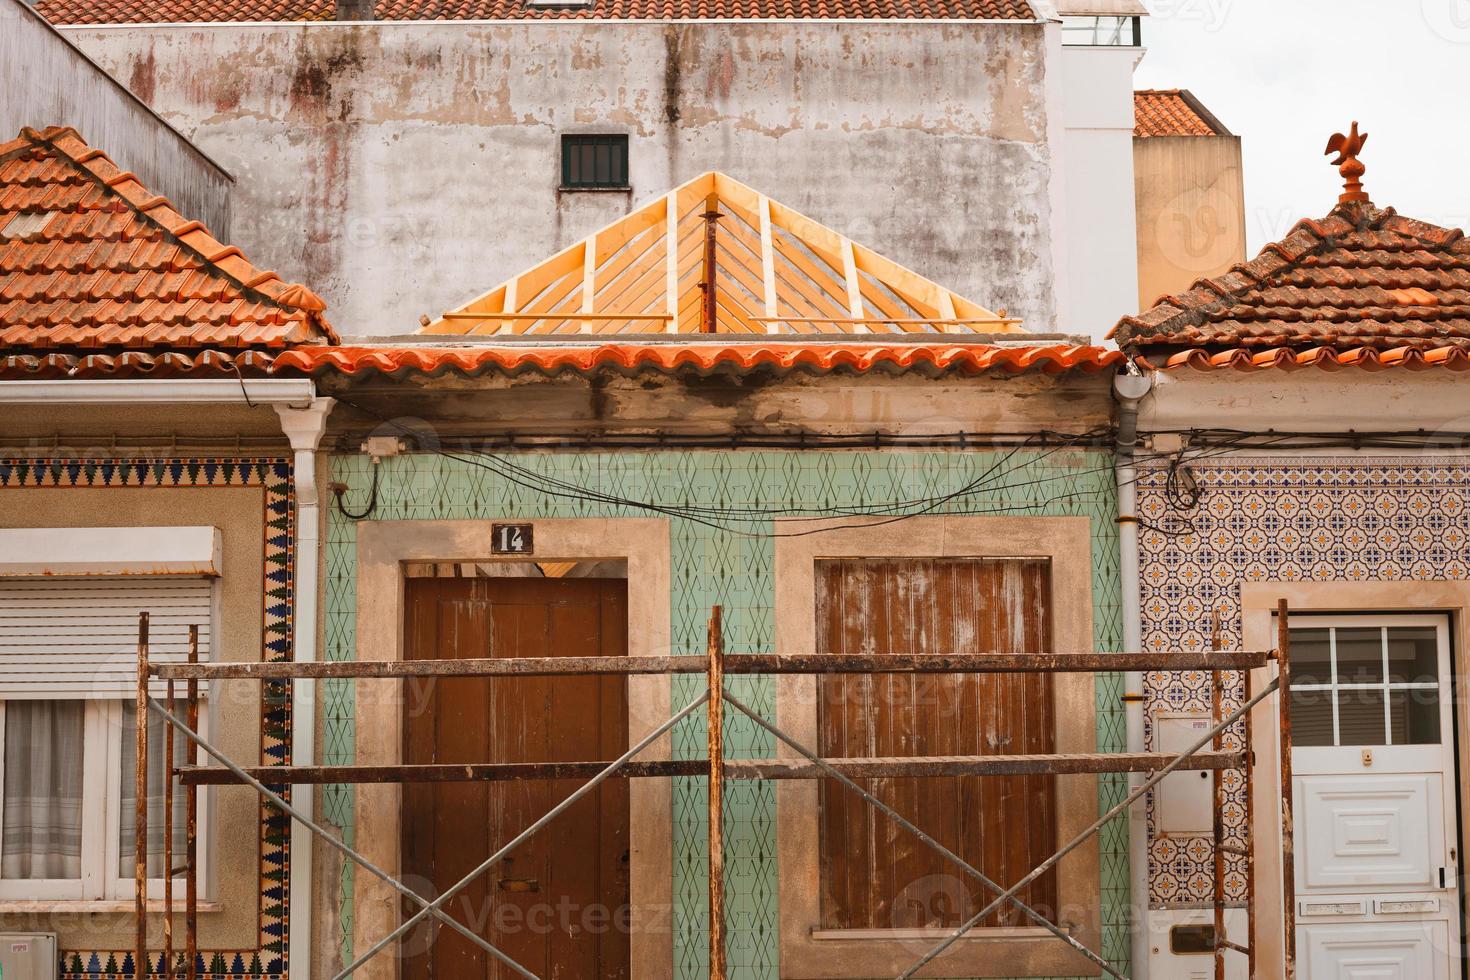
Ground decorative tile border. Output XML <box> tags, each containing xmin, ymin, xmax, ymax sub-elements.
<box><xmin>1136</xmin><ymin>455</ymin><xmax>1470</xmax><ymax>907</ymax></box>
<box><xmin>0</xmin><ymin>457</ymin><xmax>295</xmax><ymax>979</ymax></box>
<box><xmin>323</xmin><ymin>448</ymin><xmax>1129</xmax><ymax>978</ymax></box>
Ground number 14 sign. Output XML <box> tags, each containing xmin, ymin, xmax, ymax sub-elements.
<box><xmin>492</xmin><ymin>523</ymin><xmax>534</xmax><ymax>555</ymax></box>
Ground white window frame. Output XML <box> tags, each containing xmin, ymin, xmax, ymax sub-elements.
<box><xmin>0</xmin><ymin>542</ymin><xmax>220</xmax><ymax>907</ymax></box>
<box><xmin>0</xmin><ymin>698</ymin><xmax>212</xmax><ymax>903</ymax></box>
<box><xmin>1287</xmin><ymin>613</ymin><xmax>1450</xmax><ymax>749</ymax></box>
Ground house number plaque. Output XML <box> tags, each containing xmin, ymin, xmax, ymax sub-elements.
<box><xmin>492</xmin><ymin>523</ymin><xmax>534</xmax><ymax>555</ymax></box>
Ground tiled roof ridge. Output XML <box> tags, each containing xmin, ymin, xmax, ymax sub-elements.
<box><xmin>1112</xmin><ymin>200</ymin><xmax>1470</xmax><ymax>344</ymax></box>
<box><xmin>34</xmin><ymin>0</ymin><xmax>1038</xmax><ymax>24</ymax></box>
<box><xmin>4</xmin><ymin>126</ymin><xmax>338</xmax><ymax>343</ymax></box>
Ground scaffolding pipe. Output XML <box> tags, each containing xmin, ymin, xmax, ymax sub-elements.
<box><xmin>898</xmin><ymin>675</ymin><xmax>1283</xmax><ymax>979</ymax></box>
<box><xmin>176</xmin><ymin>750</ymin><xmax>1246</xmax><ymax>785</ymax></box>
<box><xmin>1211</xmin><ymin>610</ymin><xmax>1225</xmax><ymax>980</ymax></box>
<box><xmin>186</xmin><ymin>627</ymin><xmax>199</xmax><ymax>980</ymax></box>
<box><xmin>164</xmin><ymin>677</ymin><xmax>176</xmax><ymax>980</ymax></box>
<box><xmin>1244</xmin><ymin>665</ymin><xmax>1257</xmax><ymax>978</ymax></box>
<box><xmin>135</xmin><ymin>611</ymin><xmax>150</xmax><ymax>979</ymax></box>
<box><xmin>707</xmin><ymin>608</ymin><xmax>727</xmax><ymax>980</ymax></box>
<box><xmin>152</xmin><ymin>649</ymin><xmax>1273</xmax><ymax>680</ymax></box>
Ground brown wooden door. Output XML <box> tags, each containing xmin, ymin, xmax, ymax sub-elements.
<box><xmin>815</xmin><ymin>558</ymin><xmax>1057</xmax><ymax>930</ymax></box>
<box><xmin>402</xmin><ymin>576</ymin><xmax>630</xmax><ymax>980</ymax></box>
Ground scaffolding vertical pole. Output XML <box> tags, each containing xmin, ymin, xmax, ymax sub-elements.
<box><xmin>186</xmin><ymin>625</ymin><xmax>200</xmax><ymax>980</ymax></box>
<box><xmin>136</xmin><ymin>611</ymin><xmax>151</xmax><ymax>979</ymax></box>
<box><xmin>1243</xmin><ymin>663</ymin><xmax>1257</xmax><ymax>978</ymax></box>
<box><xmin>1211</xmin><ymin>609</ymin><xmax>1225</xmax><ymax>980</ymax></box>
<box><xmin>164</xmin><ymin>677</ymin><xmax>176</xmax><ymax>980</ymax></box>
<box><xmin>1277</xmin><ymin>599</ymin><xmax>1296</xmax><ymax>980</ymax></box>
<box><xmin>707</xmin><ymin>606</ymin><xmax>727</xmax><ymax>980</ymax></box>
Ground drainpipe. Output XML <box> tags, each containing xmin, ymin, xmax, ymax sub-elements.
<box><xmin>275</xmin><ymin>397</ymin><xmax>336</xmax><ymax>980</ymax></box>
<box><xmin>1113</xmin><ymin>372</ymin><xmax>1152</xmax><ymax>980</ymax></box>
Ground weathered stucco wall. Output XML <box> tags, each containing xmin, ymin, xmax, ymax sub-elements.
<box><xmin>1133</xmin><ymin>134</ymin><xmax>1245</xmax><ymax>309</ymax></box>
<box><xmin>1</xmin><ymin>0</ymin><xmax>233</xmax><ymax>236</ymax></box>
<box><xmin>63</xmin><ymin>21</ymin><xmax>1058</xmax><ymax>337</ymax></box>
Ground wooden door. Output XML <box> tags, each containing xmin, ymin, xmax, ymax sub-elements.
<box><xmin>401</xmin><ymin>576</ymin><xmax>630</xmax><ymax>980</ymax></box>
<box><xmin>815</xmin><ymin>558</ymin><xmax>1057</xmax><ymax>930</ymax></box>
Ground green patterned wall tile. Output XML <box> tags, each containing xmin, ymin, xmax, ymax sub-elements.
<box><xmin>322</xmin><ymin>449</ymin><xmax>1127</xmax><ymax>977</ymax></box>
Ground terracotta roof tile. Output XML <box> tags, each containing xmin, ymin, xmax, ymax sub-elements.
<box><xmin>1114</xmin><ymin>200</ymin><xmax>1470</xmax><ymax>354</ymax></box>
<box><xmin>0</xmin><ymin>126</ymin><xmax>337</xmax><ymax>353</ymax></box>
<box><xmin>1134</xmin><ymin>90</ymin><xmax>1230</xmax><ymax>138</ymax></box>
<box><xmin>1138</xmin><ymin>344</ymin><xmax>1470</xmax><ymax>373</ymax></box>
<box><xmin>34</xmin><ymin>0</ymin><xmax>1034</xmax><ymax>22</ymax></box>
<box><xmin>1</xmin><ymin>341</ymin><xmax>1124</xmax><ymax>379</ymax></box>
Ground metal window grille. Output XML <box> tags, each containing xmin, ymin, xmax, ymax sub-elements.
<box><xmin>561</xmin><ymin>135</ymin><xmax>629</xmax><ymax>190</ymax></box>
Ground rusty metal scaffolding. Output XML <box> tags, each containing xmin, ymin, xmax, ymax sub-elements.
<box><xmin>132</xmin><ymin>601</ymin><xmax>1299</xmax><ymax>979</ymax></box>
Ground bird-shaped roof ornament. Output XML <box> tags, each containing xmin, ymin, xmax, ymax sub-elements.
<box><xmin>1325</xmin><ymin>121</ymin><xmax>1370</xmax><ymax>205</ymax></box>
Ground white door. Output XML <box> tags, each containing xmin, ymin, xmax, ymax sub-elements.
<box><xmin>1290</xmin><ymin>615</ymin><xmax>1463</xmax><ymax>979</ymax></box>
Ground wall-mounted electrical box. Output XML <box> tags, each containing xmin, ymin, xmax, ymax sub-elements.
<box><xmin>1156</xmin><ymin>713</ymin><xmax>1215</xmax><ymax>834</ymax></box>
<box><xmin>0</xmin><ymin>933</ymin><xmax>57</xmax><ymax>980</ymax></box>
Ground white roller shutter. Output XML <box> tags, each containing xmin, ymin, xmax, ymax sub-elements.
<box><xmin>0</xmin><ymin>577</ymin><xmax>213</xmax><ymax>697</ymax></box>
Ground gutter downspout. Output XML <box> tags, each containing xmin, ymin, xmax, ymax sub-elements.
<box><xmin>275</xmin><ymin>397</ymin><xmax>335</xmax><ymax>980</ymax></box>
<box><xmin>1114</xmin><ymin>372</ymin><xmax>1152</xmax><ymax>980</ymax></box>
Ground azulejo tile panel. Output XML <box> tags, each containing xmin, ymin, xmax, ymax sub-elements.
<box><xmin>1137</xmin><ymin>455</ymin><xmax>1470</xmax><ymax>908</ymax></box>
<box><xmin>323</xmin><ymin>448</ymin><xmax>1128</xmax><ymax>979</ymax></box>
<box><xmin>0</xmin><ymin>457</ymin><xmax>295</xmax><ymax>979</ymax></box>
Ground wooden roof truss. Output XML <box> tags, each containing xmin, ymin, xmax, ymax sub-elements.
<box><xmin>424</xmin><ymin>172</ymin><xmax>1022</xmax><ymax>336</ymax></box>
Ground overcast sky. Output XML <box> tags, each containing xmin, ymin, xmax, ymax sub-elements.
<box><xmin>1132</xmin><ymin>0</ymin><xmax>1470</xmax><ymax>253</ymax></box>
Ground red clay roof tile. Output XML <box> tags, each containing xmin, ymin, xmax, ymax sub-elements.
<box><xmin>34</xmin><ymin>0</ymin><xmax>1034</xmax><ymax>21</ymax></box>
<box><xmin>1134</xmin><ymin>90</ymin><xmax>1230</xmax><ymax>139</ymax></box>
<box><xmin>2</xmin><ymin>341</ymin><xmax>1123</xmax><ymax>379</ymax></box>
<box><xmin>0</xmin><ymin>126</ymin><xmax>337</xmax><ymax>352</ymax></box>
<box><xmin>1137</xmin><ymin>344</ymin><xmax>1470</xmax><ymax>373</ymax></box>
<box><xmin>1114</xmin><ymin>200</ymin><xmax>1470</xmax><ymax>354</ymax></box>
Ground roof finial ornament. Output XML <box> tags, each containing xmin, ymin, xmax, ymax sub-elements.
<box><xmin>1325</xmin><ymin>121</ymin><xmax>1370</xmax><ymax>205</ymax></box>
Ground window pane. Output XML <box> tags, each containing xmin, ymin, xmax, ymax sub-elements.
<box><xmin>1290</xmin><ymin>687</ymin><xmax>1336</xmax><ymax>746</ymax></box>
<box><xmin>1336</xmin><ymin>688</ymin><xmax>1387</xmax><ymax>745</ymax></box>
<box><xmin>1389</xmin><ymin>688</ymin><xmax>1440</xmax><ymax>745</ymax></box>
<box><xmin>1334</xmin><ymin>627</ymin><xmax>1384</xmax><ymax>684</ymax></box>
<box><xmin>1386</xmin><ymin>627</ymin><xmax>1438</xmax><ymax>685</ymax></box>
<box><xmin>1289</xmin><ymin>628</ymin><xmax>1333</xmax><ymax>686</ymax></box>
<box><xmin>2</xmin><ymin>700</ymin><xmax>85</xmax><ymax>879</ymax></box>
<box><xmin>118</xmin><ymin>703</ymin><xmax>188</xmax><ymax>879</ymax></box>
<box><xmin>595</xmin><ymin>142</ymin><xmax>611</xmax><ymax>183</ymax></box>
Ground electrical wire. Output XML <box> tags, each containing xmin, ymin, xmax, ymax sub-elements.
<box><xmin>334</xmin><ymin>458</ymin><xmax>380</xmax><ymax>520</ymax></box>
<box><xmin>327</xmin><ymin>395</ymin><xmax>1280</xmax><ymax>539</ymax></box>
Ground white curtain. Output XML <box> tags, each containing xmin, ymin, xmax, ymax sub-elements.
<box><xmin>118</xmin><ymin>702</ymin><xmax>188</xmax><ymax>879</ymax></box>
<box><xmin>2</xmin><ymin>700</ymin><xmax>84</xmax><ymax>879</ymax></box>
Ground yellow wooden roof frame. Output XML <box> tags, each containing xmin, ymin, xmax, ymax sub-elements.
<box><xmin>421</xmin><ymin>172</ymin><xmax>1023</xmax><ymax>336</ymax></box>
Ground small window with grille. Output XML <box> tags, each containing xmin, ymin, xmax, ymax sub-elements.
<box><xmin>561</xmin><ymin>134</ymin><xmax>629</xmax><ymax>190</ymax></box>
